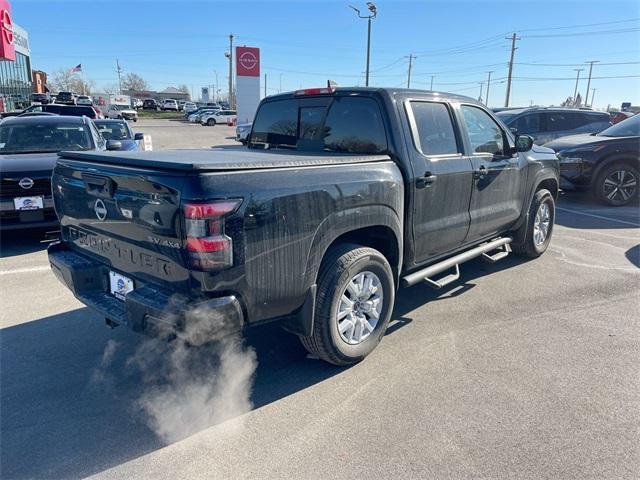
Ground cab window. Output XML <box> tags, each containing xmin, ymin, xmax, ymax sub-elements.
<box><xmin>409</xmin><ymin>101</ymin><xmax>460</xmax><ymax>156</ymax></box>
<box><xmin>460</xmin><ymin>105</ymin><xmax>506</xmax><ymax>156</ymax></box>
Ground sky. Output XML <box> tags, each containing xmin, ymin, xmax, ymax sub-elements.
<box><xmin>14</xmin><ymin>0</ymin><xmax>640</xmax><ymax>109</ymax></box>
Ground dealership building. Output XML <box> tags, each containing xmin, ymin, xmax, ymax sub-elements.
<box><xmin>0</xmin><ymin>21</ymin><xmax>31</xmax><ymax>111</ymax></box>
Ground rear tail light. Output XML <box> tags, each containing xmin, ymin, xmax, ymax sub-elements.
<box><xmin>183</xmin><ymin>199</ymin><xmax>241</xmax><ymax>270</ymax></box>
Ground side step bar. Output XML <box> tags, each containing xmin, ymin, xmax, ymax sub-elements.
<box><xmin>401</xmin><ymin>237</ymin><xmax>512</xmax><ymax>288</ymax></box>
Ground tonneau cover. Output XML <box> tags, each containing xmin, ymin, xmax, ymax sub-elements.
<box><xmin>58</xmin><ymin>148</ymin><xmax>391</xmax><ymax>172</ymax></box>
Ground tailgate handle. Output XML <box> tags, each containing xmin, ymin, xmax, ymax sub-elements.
<box><xmin>83</xmin><ymin>174</ymin><xmax>116</xmax><ymax>198</ymax></box>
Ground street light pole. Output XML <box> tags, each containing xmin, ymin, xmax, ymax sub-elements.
<box><xmin>405</xmin><ymin>54</ymin><xmax>415</xmax><ymax>88</ymax></box>
<box><xmin>485</xmin><ymin>71</ymin><xmax>493</xmax><ymax>106</ymax></box>
<box><xmin>350</xmin><ymin>3</ymin><xmax>377</xmax><ymax>87</ymax></box>
<box><xmin>225</xmin><ymin>34</ymin><xmax>234</xmax><ymax>108</ymax></box>
<box><xmin>430</xmin><ymin>75</ymin><xmax>434</xmax><ymax>90</ymax></box>
<box><xmin>590</xmin><ymin>88</ymin><xmax>596</xmax><ymax>108</ymax></box>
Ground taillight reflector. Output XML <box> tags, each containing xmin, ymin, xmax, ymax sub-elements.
<box><xmin>293</xmin><ymin>87</ymin><xmax>334</xmax><ymax>96</ymax></box>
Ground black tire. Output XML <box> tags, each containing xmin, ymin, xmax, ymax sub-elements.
<box><xmin>511</xmin><ymin>188</ymin><xmax>555</xmax><ymax>258</ymax></box>
<box><xmin>299</xmin><ymin>244</ymin><xmax>395</xmax><ymax>366</ymax></box>
<box><xmin>207</xmin><ymin>118</ymin><xmax>216</xmax><ymax>126</ymax></box>
<box><xmin>593</xmin><ymin>162</ymin><xmax>639</xmax><ymax>207</ymax></box>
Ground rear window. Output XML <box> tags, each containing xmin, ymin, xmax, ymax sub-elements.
<box><xmin>409</xmin><ymin>101</ymin><xmax>459</xmax><ymax>155</ymax></box>
<box><xmin>250</xmin><ymin>96</ymin><xmax>387</xmax><ymax>153</ymax></box>
<box><xmin>43</xmin><ymin>105</ymin><xmax>96</xmax><ymax>118</ymax></box>
<box><xmin>0</xmin><ymin>122</ymin><xmax>92</xmax><ymax>154</ymax></box>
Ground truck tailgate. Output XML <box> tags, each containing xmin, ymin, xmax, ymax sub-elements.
<box><xmin>53</xmin><ymin>158</ymin><xmax>190</xmax><ymax>292</ymax></box>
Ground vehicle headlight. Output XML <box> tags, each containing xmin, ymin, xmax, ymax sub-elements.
<box><xmin>558</xmin><ymin>155</ymin><xmax>583</xmax><ymax>164</ymax></box>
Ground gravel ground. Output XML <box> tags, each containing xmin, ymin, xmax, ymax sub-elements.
<box><xmin>1</xmin><ymin>123</ymin><xmax>639</xmax><ymax>479</ymax></box>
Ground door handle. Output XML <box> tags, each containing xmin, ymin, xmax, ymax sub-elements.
<box><xmin>473</xmin><ymin>165</ymin><xmax>488</xmax><ymax>180</ymax></box>
<box><xmin>416</xmin><ymin>171</ymin><xmax>437</xmax><ymax>189</ymax></box>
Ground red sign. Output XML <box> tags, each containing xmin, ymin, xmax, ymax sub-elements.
<box><xmin>236</xmin><ymin>46</ymin><xmax>260</xmax><ymax>77</ymax></box>
<box><xmin>0</xmin><ymin>0</ymin><xmax>15</xmax><ymax>61</ymax></box>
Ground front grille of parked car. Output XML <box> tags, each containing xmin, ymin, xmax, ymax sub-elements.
<box><xmin>0</xmin><ymin>178</ymin><xmax>52</xmax><ymax>198</ymax></box>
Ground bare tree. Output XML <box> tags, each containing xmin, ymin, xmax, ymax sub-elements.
<box><xmin>102</xmin><ymin>83</ymin><xmax>120</xmax><ymax>94</ymax></box>
<box><xmin>121</xmin><ymin>73</ymin><xmax>149</xmax><ymax>92</ymax></box>
<box><xmin>49</xmin><ymin>69</ymin><xmax>95</xmax><ymax>94</ymax></box>
<box><xmin>177</xmin><ymin>84</ymin><xmax>190</xmax><ymax>94</ymax></box>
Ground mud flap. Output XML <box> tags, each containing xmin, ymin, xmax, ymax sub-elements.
<box><xmin>282</xmin><ymin>284</ymin><xmax>316</xmax><ymax>337</ymax></box>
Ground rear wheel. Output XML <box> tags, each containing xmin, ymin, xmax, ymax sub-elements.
<box><xmin>207</xmin><ymin>118</ymin><xmax>216</xmax><ymax>126</ymax></box>
<box><xmin>299</xmin><ymin>245</ymin><xmax>394</xmax><ymax>366</ymax></box>
<box><xmin>594</xmin><ymin>162</ymin><xmax>638</xmax><ymax>206</ymax></box>
<box><xmin>512</xmin><ymin>188</ymin><xmax>555</xmax><ymax>258</ymax></box>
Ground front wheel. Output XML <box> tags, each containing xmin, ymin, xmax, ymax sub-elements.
<box><xmin>594</xmin><ymin>162</ymin><xmax>639</xmax><ymax>206</ymax></box>
<box><xmin>207</xmin><ymin>118</ymin><xmax>216</xmax><ymax>126</ymax></box>
<box><xmin>299</xmin><ymin>245</ymin><xmax>395</xmax><ymax>366</ymax></box>
<box><xmin>511</xmin><ymin>188</ymin><xmax>555</xmax><ymax>258</ymax></box>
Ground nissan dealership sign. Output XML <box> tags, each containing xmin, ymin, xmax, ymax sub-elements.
<box><xmin>0</xmin><ymin>0</ymin><xmax>15</xmax><ymax>61</ymax></box>
<box><xmin>235</xmin><ymin>46</ymin><xmax>261</xmax><ymax>124</ymax></box>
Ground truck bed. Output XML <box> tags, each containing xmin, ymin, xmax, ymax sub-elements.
<box><xmin>59</xmin><ymin>148</ymin><xmax>392</xmax><ymax>171</ymax></box>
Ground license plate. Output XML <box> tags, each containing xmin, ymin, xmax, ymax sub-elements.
<box><xmin>109</xmin><ymin>271</ymin><xmax>134</xmax><ymax>301</ymax></box>
<box><xmin>13</xmin><ymin>196</ymin><xmax>44</xmax><ymax>211</ymax></box>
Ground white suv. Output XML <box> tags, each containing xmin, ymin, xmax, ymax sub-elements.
<box><xmin>161</xmin><ymin>99</ymin><xmax>179</xmax><ymax>111</ymax></box>
<box><xmin>201</xmin><ymin>110</ymin><xmax>237</xmax><ymax>126</ymax></box>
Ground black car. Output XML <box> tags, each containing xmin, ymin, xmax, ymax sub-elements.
<box><xmin>30</xmin><ymin>93</ymin><xmax>51</xmax><ymax>104</ymax></box>
<box><xmin>94</xmin><ymin>119</ymin><xmax>144</xmax><ymax>151</ymax></box>
<box><xmin>496</xmin><ymin>107</ymin><xmax>611</xmax><ymax>145</ymax></box>
<box><xmin>142</xmin><ymin>99</ymin><xmax>159</xmax><ymax>111</ymax></box>
<box><xmin>2</xmin><ymin>104</ymin><xmax>99</xmax><ymax>119</ymax></box>
<box><xmin>0</xmin><ymin>116</ymin><xmax>113</xmax><ymax>230</ymax></box>
<box><xmin>545</xmin><ymin>115</ymin><xmax>639</xmax><ymax>206</ymax></box>
<box><xmin>55</xmin><ymin>91</ymin><xmax>76</xmax><ymax>105</ymax></box>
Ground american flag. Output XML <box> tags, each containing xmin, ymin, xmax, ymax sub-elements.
<box><xmin>69</xmin><ymin>64</ymin><xmax>82</xmax><ymax>73</ymax></box>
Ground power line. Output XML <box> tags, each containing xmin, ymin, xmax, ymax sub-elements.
<box><xmin>517</xmin><ymin>17</ymin><xmax>639</xmax><ymax>32</ymax></box>
<box><xmin>522</xmin><ymin>27</ymin><xmax>640</xmax><ymax>38</ymax></box>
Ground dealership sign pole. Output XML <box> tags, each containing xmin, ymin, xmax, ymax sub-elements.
<box><xmin>235</xmin><ymin>46</ymin><xmax>260</xmax><ymax>125</ymax></box>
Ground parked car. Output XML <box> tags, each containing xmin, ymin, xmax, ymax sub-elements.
<box><xmin>200</xmin><ymin>109</ymin><xmax>236</xmax><ymax>126</ymax></box>
<box><xmin>183</xmin><ymin>101</ymin><xmax>197</xmax><ymax>113</ymax></box>
<box><xmin>94</xmin><ymin>119</ymin><xmax>144</xmax><ymax>151</ymax></box>
<box><xmin>610</xmin><ymin>111</ymin><xmax>634</xmax><ymax>125</ymax></box>
<box><xmin>132</xmin><ymin>98</ymin><xmax>143</xmax><ymax>109</ymax></box>
<box><xmin>48</xmin><ymin>87</ymin><xmax>558</xmax><ymax>365</ymax></box>
<box><xmin>76</xmin><ymin>95</ymin><xmax>93</xmax><ymax>106</ymax></box>
<box><xmin>187</xmin><ymin>107</ymin><xmax>220</xmax><ymax>123</ymax></box>
<box><xmin>8</xmin><ymin>104</ymin><xmax>99</xmax><ymax>119</ymax></box>
<box><xmin>142</xmin><ymin>99</ymin><xmax>159</xmax><ymax>111</ymax></box>
<box><xmin>161</xmin><ymin>99</ymin><xmax>179</xmax><ymax>111</ymax></box>
<box><xmin>235</xmin><ymin>122</ymin><xmax>252</xmax><ymax>144</ymax></box>
<box><xmin>105</xmin><ymin>104</ymin><xmax>138</xmax><ymax>122</ymax></box>
<box><xmin>55</xmin><ymin>91</ymin><xmax>76</xmax><ymax>105</ymax></box>
<box><xmin>545</xmin><ymin>114</ymin><xmax>639</xmax><ymax>206</ymax></box>
<box><xmin>30</xmin><ymin>93</ymin><xmax>51</xmax><ymax>105</ymax></box>
<box><xmin>0</xmin><ymin>115</ymin><xmax>112</xmax><ymax>230</ymax></box>
<box><xmin>495</xmin><ymin>107</ymin><xmax>611</xmax><ymax>145</ymax></box>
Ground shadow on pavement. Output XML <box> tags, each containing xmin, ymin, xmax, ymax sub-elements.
<box><xmin>0</xmin><ymin>253</ymin><xmax>526</xmax><ymax>479</ymax></box>
<box><xmin>625</xmin><ymin>245</ymin><xmax>640</xmax><ymax>268</ymax></box>
<box><xmin>0</xmin><ymin>228</ymin><xmax>59</xmax><ymax>258</ymax></box>
<box><xmin>555</xmin><ymin>191</ymin><xmax>640</xmax><ymax>230</ymax></box>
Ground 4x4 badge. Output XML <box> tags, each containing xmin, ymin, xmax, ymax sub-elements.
<box><xmin>94</xmin><ymin>199</ymin><xmax>107</xmax><ymax>220</ymax></box>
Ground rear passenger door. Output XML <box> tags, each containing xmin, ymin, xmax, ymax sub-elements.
<box><xmin>405</xmin><ymin>100</ymin><xmax>474</xmax><ymax>263</ymax></box>
<box><xmin>459</xmin><ymin>104</ymin><xmax>526</xmax><ymax>242</ymax></box>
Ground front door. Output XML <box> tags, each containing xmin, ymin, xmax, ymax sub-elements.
<box><xmin>458</xmin><ymin>104</ymin><xmax>526</xmax><ymax>242</ymax></box>
<box><xmin>406</xmin><ymin>100</ymin><xmax>474</xmax><ymax>263</ymax></box>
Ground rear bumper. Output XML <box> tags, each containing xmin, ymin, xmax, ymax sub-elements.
<box><xmin>48</xmin><ymin>242</ymin><xmax>244</xmax><ymax>341</ymax></box>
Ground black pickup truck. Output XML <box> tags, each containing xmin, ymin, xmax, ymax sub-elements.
<box><xmin>48</xmin><ymin>87</ymin><xmax>559</xmax><ymax>365</ymax></box>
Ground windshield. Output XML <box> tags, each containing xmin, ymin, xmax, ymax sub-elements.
<box><xmin>95</xmin><ymin>122</ymin><xmax>131</xmax><ymax>140</ymax></box>
<box><xmin>0</xmin><ymin>122</ymin><xmax>92</xmax><ymax>154</ymax></box>
<box><xmin>249</xmin><ymin>96</ymin><xmax>388</xmax><ymax>154</ymax></box>
<box><xmin>495</xmin><ymin>111</ymin><xmax>518</xmax><ymax>124</ymax></box>
<box><xmin>598</xmin><ymin>114</ymin><xmax>639</xmax><ymax>137</ymax></box>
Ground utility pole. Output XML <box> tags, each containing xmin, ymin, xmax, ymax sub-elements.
<box><xmin>116</xmin><ymin>59</ymin><xmax>123</xmax><ymax>95</ymax></box>
<box><xmin>478</xmin><ymin>82</ymin><xmax>484</xmax><ymax>103</ymax></box>
<box><xmin>504</xmin><ymin>32</ymin><xmax>520</xmax><ymax>107</ymax></box>
<box><xmin>279</xmin><ymin>74</ymin><xmax>283</xmax><ymax>93</ymax></box>
<box><xmin>264</xmin><ymin>74</ymin><xmax>267</xmax><ymax>97</ymax></box>
<box><xmin>350</xmin><ymin>3</ymin><xmax>377</xmax><ymax>87</ymax></box>
<box><xmin>583</xmin><ymin>60</ymin><xmax>599</xmax><ymax>106</ymax></box>
<box><xmin>485</xmin><ymin>71</ymin><xmax>493</xmax><ymax>106</ymax></box>
<box><xmin>430</xmin><ymin>75</ymin><xmax>434</xmax><ymax>90</ymax></box>
<box><xmin>405</xmin><ymin>54</ymin><xmax>415</xmax><ymax>88</ymax></box>
<box><xmin>572</xmin><ymin>68</ymin><xmax>583</xmax><ymax>103</ymax></box>
<box><xmin>213</xmin><ymin>70</ymin><xmax>218</xmax><ymax>103</ymax></box>
<box><xmin>590</xmin><ymin>88</ymin><xmax>596</xmax><ymax>108</ymax></box>
<box><xmin>225</xmin><ymin>34</ymin><xmax>234</xmax><ymax>108</ymax></box>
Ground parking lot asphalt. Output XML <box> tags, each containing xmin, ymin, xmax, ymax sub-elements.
<box><xmin>1</xmin><ymin>130</ymin><xmax>639</xmax><ymax>479</ymax></box>
<box><xmin>132</xmin><ymin>118</ymin><xmax>238</xmax><ymax>150</ymax></box>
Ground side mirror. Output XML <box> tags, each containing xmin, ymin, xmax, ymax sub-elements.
<box><xmin>106</xmin><ymin>139</ymin><xmax>123</xmax><ymax>151</ymax></box>
<box><xmin>515</xmin><ymin>134</ymin><xmax>534</xmax><ymax>153</ymax></box>
<box><xmin>134</xmin><ymin>132</ymin><xmax>144</xmax><ymax>141</ymax></box>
